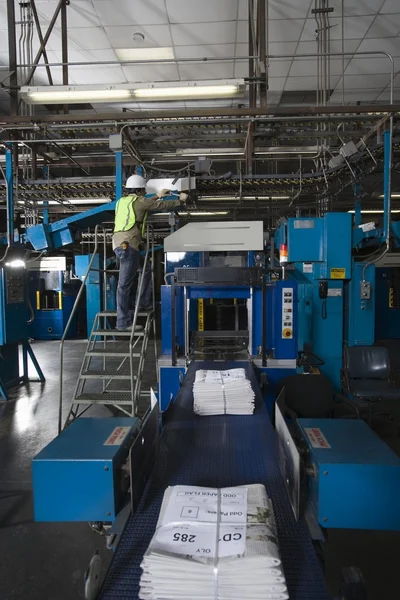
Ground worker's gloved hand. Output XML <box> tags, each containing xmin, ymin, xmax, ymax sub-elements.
<box><xmin>179</xmin><ymin>192</ymin><xmax>188</xmax><ymax>203</ymax></box>
<box><xmin>157</xmin><ymin>188</ymin><xmax>171</xmax><ymax>198</ymax></box>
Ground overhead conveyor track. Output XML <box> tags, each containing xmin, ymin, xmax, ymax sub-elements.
<box><xmin>99</xmin><ymin>361</ymin><xmax>330</xmax><ymax>600</ymax></box>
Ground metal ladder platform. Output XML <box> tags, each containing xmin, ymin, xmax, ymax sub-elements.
<box><xmin>65</xmin><ymin>309</ymin><xmax>154</xmax><ymax>424</ymax></box>
<box><xmin>99</xmin><ymin>360</ymin><xmax>330</xmax><ymax>600</ymax></box>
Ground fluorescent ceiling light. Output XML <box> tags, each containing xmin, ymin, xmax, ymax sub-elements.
<box><xmin>199</xmin><ymin>195</ymin><xmax>291</xmax><ymax>201</ymax></box>
<box><xmin>177</xmin><ymin>148</ymin><xmax>243</xmax><ymax>157</ymax></box>
<box><xmin>21</xmin><ymin>80</ymin><xmax>244</xmax><ymax>104</ymax></box>
<box><xmin>378</xmin><ymin>194</ymin><xmax>400</xmax><ymax>199</ymax></box>
<box><xmin>115</xmin><ymin>47</ymin><xmax>174</xmax><ymax>61</ymax></box>
<box><xmin>17</xmin><ymin>199</ymin><xmax>110</xmax><ymax>205</ymax></box>
<box><xmin>133</xmin><ymin>84</ymin><xmax>242</xmax><ymax>100</ymax></box>
<box><xmin>24</xmin><ymin>88</ymin><xmax>132</xmax><ymax>104</ymax></box>
<box><xmin>348</xmin><ymin>210</ymin><xmax>400</xmax><ymax>214</ymax></box>
<box><xmin>153</xmin><ymin>211</ymin><xmax>229</xmax><ymax>216</ymax></box>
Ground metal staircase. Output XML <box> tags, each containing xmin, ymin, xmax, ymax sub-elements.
<box><xmin>64</xmin><ymin>308</ymin><xmax>155</xmax><ymax>425</ymax></box>
<box><xmin>58</xmin><ymin>223</ymin><xmax>158</xmax><ymax>432</ymax></box>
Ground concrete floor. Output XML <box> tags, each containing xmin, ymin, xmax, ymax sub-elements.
<box><xmin>1</xmin><ymin>339</ymin><xmax>400</xmax><ymax>599</ymax></box>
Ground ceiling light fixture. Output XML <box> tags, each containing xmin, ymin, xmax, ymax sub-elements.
<box><xmin>20</xmin><ymin>80</ymin><xmax>244</xmax><ymax>105</ymax></box>
<box><xmin>115</xmin><ymin>47</ymin><xmax>174</xmax><ymax>61</ymax></box>
<box><xmin>348</xmin><ymin>209</ymin><xmax>400</xmax><ymax>214</ymax></box>
<box><xmin>133</xmin><ymin>83</ymin><xmax>242</xmax><ymax>101</ymax></box>
<box><xmin>153</xmin><ymin>211</ymin><xmax>229</xmax><ymax>216</ymax></box>
<box><xmin>176</xmin><ymin>148</ymin><xmax>243</xmax><ymax>157</ymax></box>
<box><xmin>199</xmin><ymin>195</ymin><xmax>291</xmax><ymax>201</ymax></box>
<box><xmin>378</xmin><ymin>193</ymin><xmax>400</xmax><ymax>199</ymax></box>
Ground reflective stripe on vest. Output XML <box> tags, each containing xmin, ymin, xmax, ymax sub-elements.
<box><xmin>114</xmin><ymin>195</ymin><xmax>137</xmax><ymax>232</ymax></box>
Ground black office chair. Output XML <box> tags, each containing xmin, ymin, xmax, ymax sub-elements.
<box><xmin>342</xmin><ymin>346</ymin><xmax>400</xmax><ymax>425</ymax></box>
<box><xmin>276</xmin><ymin>373</ymin><xmax>359</xmax><ymax>421</ymax></box>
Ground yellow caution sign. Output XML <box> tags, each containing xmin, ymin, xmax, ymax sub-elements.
<box><xmin>330</xmin><ymin>268</ymin><xmax>346</xmax><ymax>279</ymax></box>
<box><xmin>198</xmin><ymin>299</ymin><xmax>204</xmax><ymax>331</ymax></box>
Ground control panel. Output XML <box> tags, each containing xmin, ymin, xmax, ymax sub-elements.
<box><xmin>282</xmin><ymin>287</ymin><xmax>294</xmax><ymax>339</ymax></box>
<box><xmin>6</xmin><ymin>270</ymin><xmax>25</xmax><ymax>304</ymax></box>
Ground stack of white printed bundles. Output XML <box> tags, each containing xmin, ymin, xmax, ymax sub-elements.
<box><xmin>193</xmin><ymin>369</ymin><xmax>255</xmax><ymax>416</ymax></box>
<box><xmin>139</xmin><ymin>483</ymin><xmax>288</xmax><ymax>600</ymax></box>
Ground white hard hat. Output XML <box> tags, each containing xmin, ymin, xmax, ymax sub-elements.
<box><xmin>126</xmin><ymin>174</ymin><xmax>146</xmax><ymax>188</ymax></box>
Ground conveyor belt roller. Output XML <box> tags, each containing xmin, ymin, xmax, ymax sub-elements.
<box><xmin>100</xmin><ymin>361</ymin><xmax>330</xmax><ymax>600</ymax></box>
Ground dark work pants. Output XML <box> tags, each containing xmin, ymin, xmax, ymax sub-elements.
<box><xmin>114</xmin><ymin>245</ymin><xmax>140</xmax><ymax>329</ymax></box>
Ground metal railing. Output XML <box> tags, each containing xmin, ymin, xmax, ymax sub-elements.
<box><xmin>58</xmin><ymin>223</ymin><xmax>156</xmax><ymax>432</ymax></box>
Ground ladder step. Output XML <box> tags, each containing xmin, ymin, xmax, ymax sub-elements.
<box><xmin>81</xmin><ymin>368</ymin><xmax>137</xmax><ymax>380</ymax></box>
<box><xmin>86</xmin><ymin>348</ymin><xmax>141</xmax><ymax>357</ymax></box>
<box><xmin>92</xmin><ymin>329</ymin><xmax>144</xmax><ymax>337</ymax></box>
<box><xmin>74</xmin><ymin>392</ymin><xmax>133</xmax><ymax>405</ymax></box>
<box><xmin>97</xmin><ymin>310</ymin><xmax>152</xmax><ymax>318</ymax></box>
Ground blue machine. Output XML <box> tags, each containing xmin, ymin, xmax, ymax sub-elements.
<box><xmin>33</xmin><ymin>417</ymin><xmax>140</xmax><ymax>522</ymax></box>
<box><xmin>297</xmin><ymin>418</ymin><xmax>400</xmax><ymax>530</ymax></box>
<box><xmin>0</xmin><ymin>264</ymin><xmax>45</xmax><ymax>399</ymax></box>
<box><xmin>158</xmin><ymin>222</ymin><xmax>298</xmax><ymax>412</ymax></box>
<box><xmin>27</xmin><ymin>261</ymin><xmax>81</xmax><ymax>340</ymax></box>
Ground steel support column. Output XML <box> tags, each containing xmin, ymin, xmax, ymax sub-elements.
<box><xmin>115</xmin><ymin>151</ymin><xmax>123</xmax><ymax>200</ymax></box>
<box><xmin>383</xmin><ymin>127</ymin><xmax>392</xmax><ymax>241</ymax></box>
<box><xmin>5</xmin><ymin>144</ymin><xmax>14</xmax><ymax>245</ymax></box>
<box><xmin>30</xmin><ymin>0</ymin><xmax>54</xmax><ymax>85</ymax></box>
<box><xmin>61</xmin><ymin>0</ymin><xmax>69</xmax><ymax>114</ymax></box>
<box><xmin>6</xmin><ymin>0</ymin><xmax>18</xmax><ymax>115</ymax></box>
<box><xmin>257</xmin><ymin>0</ymin><xmax>267</xmax><ymax>107</ymax></box>
<box><xmin>25</xmin><ymin>0</ymin><xmax>64</xmax><ymax>86</ymax></box>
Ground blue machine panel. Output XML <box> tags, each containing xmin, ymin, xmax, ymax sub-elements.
<box><xmin>288</xmin><ymin>218</ymin><xmax>323</xmax><ymax>263</ymax></box>
<box><xmin>159</xmin><ymin>366</ymin><xmax>186</xmax><ymax>412</ymax></box>
<box><xmin>0</xmin><ymin>267</ymin><xmax>28</xmax><ymax>345</ymax></box>
<box><xmin>298</xmin><ymin>418</ymin><xmax>400</xmax><ymax>530</ymax></box>
<box><xmin>33</xmin><ymin>417</ymin><xmax>140</xmax><ymax>522</ymax></box>
<box><xmin>344</xmin><ymin>263</ymin><xmax>375</xmax><ymax>346</ymax></box>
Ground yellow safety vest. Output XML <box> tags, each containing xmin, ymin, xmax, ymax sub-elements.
<box><xmin>114</xmin><ymin>194</ymin><xmax>147</xmax><ymax>236</ymax></box>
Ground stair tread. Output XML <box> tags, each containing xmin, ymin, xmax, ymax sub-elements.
<box><xmin>81</xmin><ymin>368</ymin><xmax>137</xmax><ymax>379</ymax></box>
<box><xmin>75</xmin><ymin>392</ymin><xmax>133</xmax><ymax>404</ymax></box>
<box><xmin>86</xmin><ymin>348</ymin><xmax>141</xmax><ymax>356</ymax></box>
<box><xmin>92</xmin><ymin>329</ymin><xmax>145</xmax><ymax>337</ymax></box>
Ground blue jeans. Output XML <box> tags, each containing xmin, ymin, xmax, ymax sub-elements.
<box><xmin>136</xmin><ymin>260</ymin><xmax>152</xmax><ymax>309</ymax></box>
<box><xmin>115</xmin><ymin>245</ymin><xmax>140</xmax><ymax>329</ymax></box>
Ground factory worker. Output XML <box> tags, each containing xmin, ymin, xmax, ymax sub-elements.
<box><xmin>113</xmin><ymin>174</ymin><xmax>187</xmax><ymax>330</ymax></box>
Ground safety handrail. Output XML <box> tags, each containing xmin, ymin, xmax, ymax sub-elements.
<box><xmin>58</xmin><ymin>223</ymin><xmax>106</xmax><ymax>433</ymax></box>
<box><xmin>129</xmin><ymin>223</ymin><xmax>151</xmax><ymax>415</ymax></box>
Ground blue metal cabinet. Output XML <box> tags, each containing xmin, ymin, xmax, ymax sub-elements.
<box><xmin>298</xmin><ymin>418</ymin><xmax>400</xmax><ymax>530</ymax></box>
<box><xmin>32</xmin><ymin>417</ymin><xmax>140</xmax><ymax>522</ymax></box>
<box><xmin>343</xmin><ymin>263</ymin><xmax>375</xmax><ymax>346</ymax></box>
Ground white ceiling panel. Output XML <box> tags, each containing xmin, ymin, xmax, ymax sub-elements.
<box><xmin>122</xmin><ymin>64</ymin><xmax>180</xmax><ymax>83</ymax></box>
<box><xmin>178</xmin><ymin>62</ymin><xmax>234</xmax><ymax>80</ymax></box>
<box><xmin>238</xmin><ymin>0</ymin><xmax>312</xmax><ymax>20</ymax></box>
<box><xmin>166</xmin><ymin>0</ymin><xmax>238</xmax><ymax>24</ymax></box>
<box><xmin>92</xmin><ymin>0</ymin><xmax>169</xmax><ymax>26</ymax></box>
<box><xmin>366</xmin><ymin>14</ymin><xmax>400</xmax><ymax>38</ymax></box>
<box><xmin>289</xmin><ymin>58</ymin><xmax>350</xmax><ymax>77</ymax></box>
<box><xmin>36</xmin><ymin>0</ymin><xmax>100</xmax><ymax>28</ymax></box>
<box><xmin>171</xmin><ymin>21</ymin><xmax>237</xmax><ymax>46</ymax></box>
<box><xmin>336</xmin><ymin>73</ymin><xmax>392</xmax><ymax>90</ymax></box>
<box><xmin>285</xmin><ymin>76</ymin><xmax>318</xmax><ymax>91</ymax></box>
<box><xmin>104</xmin><ymin>24</ymin><xmax>173</xmax><ymax>48</ymax></box>
<box><xmin>380</xmin><ymin>0</ymin><xmax>400</xmax><ymax>13</ymax></box>
<box><xmin>329</xmin><ymin>89</ymin><xmax>382</xmax><ymax>103</ymax></box>
<box><xmin>329</xmin><ymin>0</ymin><xmax>386</xmax><ymax>17</ymax></box>
<box><xmin>69</xmin><ymin>65</ymin><xmax>127</xmax><ymax>84</ymax></box>
<box><xmin>357</xmin><ymin>36</ymin><xmax>400</xmax><ymax>57</ymax></box>
<box><xmin>375</xmin><ymin>87</ymin><xmax>400</xmax><ymax>102</ymax></box>
<box><xmin>267</xmin><ymin>77</ymin><xmax>287</xmax><ymax>91</ymax></box>
<box><xmin>237</xmin><ymin>19</ymin><xmax>304</xmax><ymax>44</ymax></box>
<box><xmin>48</xmin><ymin>26</ymin><xmax>111</xmax><ymax>51</ymax></box>
<box><xmin>235</xmin><ymin>41</ymin><xmax>299</xmax><ymax>58</ymax></box>
<box><xmin>174</xmin><ymin>44</ymin><xmax>235</xmax><ymax>59</ymax></box>
<box><xmin>301</xmin><ymin>15</ymin><xmax>375</xmax><ymax>42</ymax></box>
<box><xmin>296</xmin><ymin>39</ymin><xmax>362</xmax><ymax>56</ymax></box>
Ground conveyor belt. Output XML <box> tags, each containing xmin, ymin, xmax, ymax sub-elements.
<box><xmin>100</xmin><ymin>361</ymin><xmax>330</xmax><ymax>600</ymax></box>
